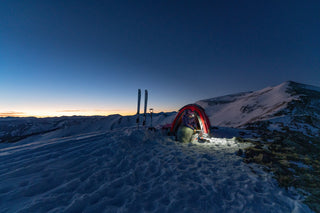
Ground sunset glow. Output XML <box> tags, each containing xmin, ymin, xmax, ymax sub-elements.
<box><xmin>1</xmin><ymin>1</ymin><xmax>319</xmax><ymax>118</ymax></box>
<box><xmin>0</xmin><ymin>109</ymin><xmax>135</xmax><ymax>118</ymax></box>
<box><xmin>0</xmin><ymin>106</ymin><xmax>136</xmax><ymax>118</ymax></box>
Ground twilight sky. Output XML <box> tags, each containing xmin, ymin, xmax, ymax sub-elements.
<box><xmin>1</xmin><ymin>0</ymin><xmax>319</xmax><ymax>117</ymax></box>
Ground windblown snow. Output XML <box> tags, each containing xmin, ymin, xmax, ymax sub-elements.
<box><xmin>0</xmin><ymin>126</ymin><xmax>311</xmax><ymax>212</ymax></box>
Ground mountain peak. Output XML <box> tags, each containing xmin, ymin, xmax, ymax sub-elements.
<box><xmin>278</xmin><ymin>81</ymin><xmax>320</xmax><ymax>94</ymax></box>
<box><xmin>197</xmin><ymin>81</ymin><xmax>319</xmax><ymax>134</ymax></box>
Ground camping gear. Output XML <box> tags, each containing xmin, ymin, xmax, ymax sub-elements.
<box><xmin>171</xmin><ymin>104</ymin><xmax>211</xmax><ymax>142</ymax></box>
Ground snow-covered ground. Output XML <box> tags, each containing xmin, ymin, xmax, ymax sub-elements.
<box><xmin>0</xmin><ymin>113</ymin><xmax>176</xmax><ymax>143</ymax></box>
<box><xmin>0</xmin><ymin>127</ymin><xmax>312</xmax><ymax>212</ymax></box>
<box><xmin>1</xmin><ymin>81</ymin><xmax>319</xmax><ymax>212</ymax></box>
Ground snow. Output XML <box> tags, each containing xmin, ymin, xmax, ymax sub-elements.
<box><xmin>1</xmin><ymin>81</ymin><xmax>318</xmax><ymax>212</ymax></box>
<box><xmin>197</xmin><ymin>81</ymin><xmax>299</xmax><ymax>128</ymax></box>
<box><xmin>265</xmin><ymin>116</ymin><xmax>320</xmax><ymax>137</ymax></box>
<box><xmin>0</xmin><ymin>123</ymin><xmax>312</xmax><ymax>212</ymax></box>
<box><xmin>0</xmin><ymin>113</ymin><xmax>177</xmax><ymax>143</ymax></box>
<box><xmin>290</xmin><ymin>161</ymin><xmax>312</xmax><ymax>170</ymax></box>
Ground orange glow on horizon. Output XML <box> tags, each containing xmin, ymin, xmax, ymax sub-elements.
<box><xmin>0</xmin><ymin>107</ymin><xmax>176</xmax><ymax>118</ymax></box>
<box><xmin>0</xmin><ymin>109</ymin><xmax>137</xmax><ymax>118</ymax></box>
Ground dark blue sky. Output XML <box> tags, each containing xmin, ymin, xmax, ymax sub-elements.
<box><xmin>1</xmin><ymin>0</ymin><xmax>319</xmax><ymax>116</ymax></box>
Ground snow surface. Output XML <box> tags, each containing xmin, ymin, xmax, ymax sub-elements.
<box><xmin>197</xmin><ymin>82</ymin><xmax>299</xmax><ymax>128</ymax></box>
<box><xmin>0</xmin><ymin>113</ymin><xmax>176</xmax><ymax>143</ymax></box>
<box><xmin>0</xmin><ymin>126</ymin><xmax>312</xmax><ymax>212</ymax></box>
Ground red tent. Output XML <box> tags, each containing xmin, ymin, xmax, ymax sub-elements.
<box><xmin>170</xmin><ymin>104</ymin><xmax>211</xmax><ymax>135</ymax></box>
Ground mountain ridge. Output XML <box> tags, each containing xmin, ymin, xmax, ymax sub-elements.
<box><xmin>196</xmin><ymin>81</ymin><xmax>320</xmax><ymax>137</ymax></box>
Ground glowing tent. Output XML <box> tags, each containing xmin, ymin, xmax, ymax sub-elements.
<box><xmin>170</xmin><ymin>104</ymin><xmax>211</xmax><ymax>136</ymax></box>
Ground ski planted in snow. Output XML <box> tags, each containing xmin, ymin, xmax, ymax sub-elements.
<box><xmin>136</xmin><ymin>89</ymin><xmax>141</xmax><ymax>129</ymax></box>
<box><xmin>143</xmin><ymin>89</ymin><xmax>148</xmax><ymax>126</ymax></box>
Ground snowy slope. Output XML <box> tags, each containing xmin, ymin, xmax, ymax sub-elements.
<box><xmin>196</xmin><ymin>81</ymin><xmax>298</xmax><ymax>127</ymax></box>
<box><xmin>196</xmin><ymin>81</ymin><xmax>320</xmax><ymax>136</ymax></box>
<box><xmin>0</xmin><ymin>128</ymin><xmax>312</xmax><ymax>212</ymax></box>
<box><xmin>0</xmin><ymin>113</ymin><xmax>176</xmax><ymax>143</ymax></box>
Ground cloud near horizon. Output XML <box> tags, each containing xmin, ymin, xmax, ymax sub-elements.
<box><xmin>0</xmin><ymin>111</ymin><xmax>26</xmax><ymax>117</ymax></box>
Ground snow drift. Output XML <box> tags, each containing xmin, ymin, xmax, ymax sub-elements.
<box><xmin>0</xmin><ymin>129</ymin><xmax>311</xmax><ymax>212</ymax></box>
